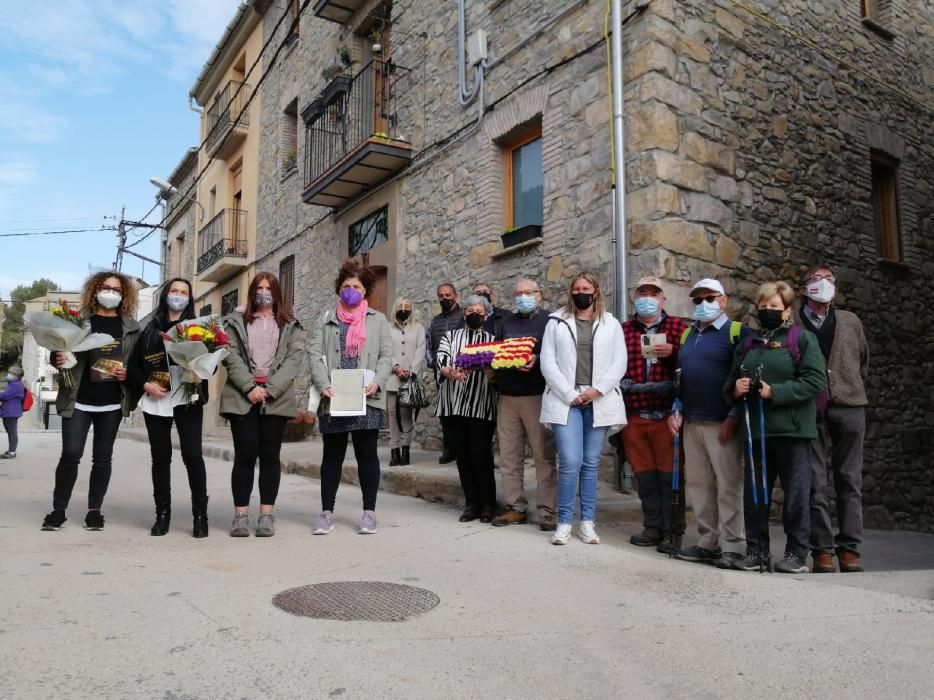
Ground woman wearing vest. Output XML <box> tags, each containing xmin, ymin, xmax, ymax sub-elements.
<box><xmin>540</xmin><ymin>272</ymin><xmax>627</xmax><ymax>545</ymax></box>
<box><xmin>435</xmin><ymin>294</ymin><xmax>499</xmax><ymax>523</ymax></box>
<box><xmin>727</xmin><ymin>281</ymin><xmax>826</xmax><ymax>574</ymax></box>
<box><xmin>41</xmin><ymin>272</ymin><xmax>141</xmax><ymax>532</ymax></box>
<box><xmin>127</xmin><ymin>278</ymin><xmax>210</xmax><ymax>537</ymax></box>
<box><xmin>222</xmin><ymin>272</ymin><xmax>305</xmax><ymax>538</ymax></box>
<box><xmin>0</xmin><ymin>366</ymin><xmax>27</xmax><ymax>458</ymax></box>
<box><xmin>386</xmin><ymin>296</ymin><xmax>425</xmax><ymax>467</ymax></box>
<box><xmin>309</xmin><ymin>260</ymin><xmax>393</xmax><ymax>535</ymax></box>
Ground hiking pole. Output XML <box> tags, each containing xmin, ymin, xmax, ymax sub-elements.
<box><xmin>754</xmin><ymin>364</ymin><xmax>772</xmax><ymax>573</ymax></box>
<box><xmin>668</xmin><ymin>368</ymin><xmax>683</xmax><ymax>558</ymax></box>
<box><xmin>739</xmin><ymin>364</ymin><xmax>761</xmax><ymax>568</ymax></box>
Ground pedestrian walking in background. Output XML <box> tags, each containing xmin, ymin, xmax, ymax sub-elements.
<box><xmin>435</xmin><ymin>295</ymin><xmax>498</xmax><ymax>523</ymax></box>
<box><xmin>799</xmin><ymin>265</ymin><xmax>870</xmax><ymax>573</ymax></box>
<box><xmin>309</xmin><ymin>260</ymin><xmax>393</xmax><ymax>535</ymax></box>
<box><xmin>668</xmin><ymin>278</ymin><xmax>750</xmax><ymax>567</ymax></box>
<box><xmin>386</xmin><ymin>296</ymin><xmax>425</xmax><ymax>467</ymax></box>
<box><xmin>222</xmin><ymin>272</ymin><xmax>305</xmax><ymax>538</ymax></box>
<box><xmin>620</xmin><ymin>277</ymin><xmax>688</xmax><ymax>553</ymax></box>
<box><xmin>425</xmin><ymin>282</ymin><xmax>464</xmax><ymax>464</ymax></box>
<box><xmin>0</xmin><ymin>366</ymin><xmax>27</xmax><ymax>458</ymax></box>
<box><xmin>127</xmin><ymin>278</ymin><xmax>210</xmax><ymax>538</ymax></box>
<box><xmin>728</xmin><ymin>281</ymin><xmax>826</xmax><ymax>574</ymax></box>
<box><xmin>540</xmin><ymin>272</ymin><xmax>627</xmax><ymax>546</ymax></box>
<box><xmin>41</xmin><ymin>272</ymin><xmax>141</xmax><ymax>532</ymax></box>
<box><xmin>490</xmin><ymin>278</ymin><xmax>557</xmax><ymax>531</ymax></box>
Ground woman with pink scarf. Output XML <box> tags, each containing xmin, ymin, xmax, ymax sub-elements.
<box><xmin>309</xmin><ymin>260</ymin><xmax>393</xmax><ymax>535</ymax></box>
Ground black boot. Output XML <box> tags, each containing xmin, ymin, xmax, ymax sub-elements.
<box><xmin>150</xmin><ymin>501</ymin><xmax>171</xmax><ymax>536</ymax></box>
<box><xmin>192</xmin><ymin>495</ymin><xmax>209</xmax><ymax>538</ymax></box>
<box><xmin>399</xmin><ymin>446</ymin><xmax>410</xmax><ymax>466</ymax></box>
<box><xmin>389</xmin><ymin>448</ymin><xmax>401</xmax><ymax>466</ymax></box>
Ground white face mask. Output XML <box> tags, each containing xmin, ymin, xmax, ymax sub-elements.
<box><xmin>166</xmin><ymin>294</ymin><xmax>189</xmax><ymax>311</ymax></box>
<box><xmin>806</xmin><ymin>279</ymin><xmax>835</xmax><ymax>304</ymax></box>
<box><xmin>96</xmin><ymin>290</ymin><xmax>122</xmax><ymax>309</ymax></box>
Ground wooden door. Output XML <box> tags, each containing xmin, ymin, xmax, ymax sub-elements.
<box><xmin>368</xmin><ymin>265</ymin><xmax>388</xmax><ymax>314</ymax></box>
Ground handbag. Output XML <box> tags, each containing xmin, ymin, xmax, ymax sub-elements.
<box><xmin>397</xmin><ymin>372</ymin><xmax>429</xmax><ymax>409</ymax></box>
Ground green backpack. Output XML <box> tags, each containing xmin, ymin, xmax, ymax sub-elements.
<box><xmin>680</xmin><ymin>320</ymin><xmax>742</xmax><ymax>347</ymax></box>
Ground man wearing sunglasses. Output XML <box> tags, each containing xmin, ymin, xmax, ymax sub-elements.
<box><xmin>668</xmin><ymin>278</ymin><xmax>751</xmax><ymax>568</ymax></box>
<box><xmin>799</xmin><ymin>266</ymin><xmax>869</xmax><ymax>574</ymax></box>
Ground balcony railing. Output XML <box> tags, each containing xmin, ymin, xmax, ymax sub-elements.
<box><xmin>302</xmin><ymin>59</ymin><xmax>412</xmax><ymax>206</ymax></box>
<box><xmin>206</xmin><ymin>80</ymin><xmax>251</xmax><ymax>156</ymax></box>
<box><xmin>197</xmin><ymin>208</ymin><xmax>248</xmax><ymax>273</ymax></box>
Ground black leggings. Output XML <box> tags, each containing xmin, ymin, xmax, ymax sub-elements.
<box><xmin>320</xmin><ymin>429</ymin><xmax>380</xmax><ymax>512</ymax></box>
<box><xmin>228</xmin><ymin>405</ymin><xmax>287</xmax><ymax>507</ymax></box>
<box><xmin>3</xmin><ymin>417</ymin><xmax>18</xmax><ymax>453</ymax></box>
<box><xmin>52</xmin><ymin>408</ymin><xmax>123</xmax><ymax>511</ymax></box>
<box><xmin>143</xmin><ymin>405</ymin><xmax>207</xmax><ymax>506</ymax></box>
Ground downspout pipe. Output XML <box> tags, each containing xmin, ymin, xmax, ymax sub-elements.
<box><xmin>610</xmin><ymin>0</ymin><xmax>627</xmax><ymax>322</ymax></box>
<box><xmin>457</xmin><ymin>0</ymin><xmax>484</xmax><ymax>106</ymax></box>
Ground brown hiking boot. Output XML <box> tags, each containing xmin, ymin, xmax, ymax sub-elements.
<box><xmin>538</xmin><ymin>514</ymin><xmax>557</xmax><ymax>531</ymax></box>
<box><xmin>491</xmin><ymin>507</ymin><xmax>528</xmax><ymax>527</ymax></box>
<box><xmin>812</xmin><ymin>552</ymin><xmax>835</xmax><ymax>573</ymax></box>
<box><xmin>838</xmin><ymin>551</ymin><xmax>864</xmax><ymax>573</ymax></box>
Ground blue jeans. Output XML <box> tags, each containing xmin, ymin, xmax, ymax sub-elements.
<box><xmin>552</xmin><ymin>404</ymin><xmax>608</xmax><ymax>525</ymax></box>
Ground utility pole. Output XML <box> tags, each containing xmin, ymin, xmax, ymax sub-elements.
<box><xmin>113</xmin><ymin>206</ymin><xmax>126</xmax><ymax>272</ymax></box>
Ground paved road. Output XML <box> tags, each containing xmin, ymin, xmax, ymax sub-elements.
<box><xmin>1</xmin><ymin>432</ymin><xmax>933</xmax><ymax>699</ymax></box>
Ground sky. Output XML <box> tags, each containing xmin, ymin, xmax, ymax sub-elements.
<box><xmin>0</xmin><ymin>0</ymin><xmax>242</xmax><ymax>302</ymax></box>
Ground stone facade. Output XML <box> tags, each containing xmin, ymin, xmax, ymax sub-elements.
<box><xmin>248</xmin><ymin>0</ymin><xmax>933</xmax><ymax>530</ymax></box>
<box><xmin>161</xmin><ymin>147</ymin><xmax>198</xmax><ymax>284</ymax></box>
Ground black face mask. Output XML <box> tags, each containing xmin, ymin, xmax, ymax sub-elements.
<box><xmin>571</xmin><ymin>292</ymin><xmax>594</xmax><ymax>311</ymax></box>
<box><xmin>757</xmin><ymin>308</ymin><xmax>785</xmax><ymax>331</ymax></box>
<box><xmin>439</xmin><ymin>298</ymin><xmax>455</xmax><ymax>313</ymax></box>
<box><xmin>395</xmin><ymin>310</ymin><xmax>411</xmax><ymax>323</ymax></box>
<box><xmin>465</xmin><ymin>312</ymin><xmax>485</xmax><ymax>329</ymax></box>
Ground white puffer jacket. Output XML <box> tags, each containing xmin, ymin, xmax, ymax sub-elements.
<box><xmin>539</xmin><ymin>309</ymin><xmax>628</xmax><ymax>431</ymax></box>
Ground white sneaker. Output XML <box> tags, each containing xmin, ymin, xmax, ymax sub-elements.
<box><xmin>312</xmin><ymin>511</ymin><xmax>335</xmax><ymax>535</ymax></box>
<box><xmin>552</xmin><ymin>523</ymin><xmax>572</xmax><ymax>545</ymax></box>
<box><xmin>357</xmin><ymin>510</ymin><xmax>377</xmax><ymax>534</ymax></box>
<box><xmin>578</xmin><ymin>520</ymin><xmax>600</xmax><ymax>544</ymax></box>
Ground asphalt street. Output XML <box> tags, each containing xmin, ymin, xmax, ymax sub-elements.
<box><xmin>1</xmin><ymin>431</ymin><xmax>932</xmax><ymax>699</ymax></box>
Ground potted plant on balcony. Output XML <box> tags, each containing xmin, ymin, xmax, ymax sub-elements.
<box><xmin>501</xmin><ymin>224</ymin><xmax>543</xmax><ymax>249</ymax></box>
<box><xmin>338</xmin><ymin>46</ymin><xmax>353</xmax><ymax>67</ymax></box>
<box><xmin>369</xmin><ymin>28</ymin><xmax>383</xmax><ymax>54</ymax></box>
<box><xmin>321</xmin><ymin>63</ymin><xmax>346</xmax><ymax>81</ymax></box>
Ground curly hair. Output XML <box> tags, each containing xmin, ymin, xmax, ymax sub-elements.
<box><xmin>80</xmin><ymin>271</ymin><xmax>138</xmax><ymax>317</ymax></box>
<box><xmin>334</xmin><ymin>258</ymin><xmax>376</xmax><ymax>295</ymax></box>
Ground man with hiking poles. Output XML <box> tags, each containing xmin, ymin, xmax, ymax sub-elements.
<box><xmin>667</xmin><ymin>278</ymin><xmax>751</xmax><ymax>569</ymax></box>
<box><xmin>800</xmin><ymin>266</ymin><xmax>870</xmax><ymax>573</ymax></box>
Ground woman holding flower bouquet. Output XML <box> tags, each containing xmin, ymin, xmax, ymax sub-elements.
<box><xmin>41</xmin><ymin>272</ymin><xmax>141</xmax><ymax>532</ymax></box>
<box><xmin>435</xmin><ymin>294</ymin><xmax>498</xmax><ymax>523</ymax></box>
<box><xmin>127</xmin><ymin>278</ymin><xmax>211</xmax><ymax>538</ymax></box>
<box><xmin>222</xmin><ymin>272</ymin><xmax>305</xmax><ymax>538</ymax></box>
<box><xmin>309</xmin><ymin>260</ymin><xmax>393</xmax><ymax>536</ymax></box>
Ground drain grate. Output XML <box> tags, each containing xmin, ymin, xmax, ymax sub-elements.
<box><xmin>272</xmin><ymin>581</ymin><xmax>440</xmax><ymax>622</ymax></box>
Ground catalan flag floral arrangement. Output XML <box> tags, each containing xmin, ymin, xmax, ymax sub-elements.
<box><xmin>160</xmin><ymin>317</ymin><xmax>230</xmax><ymax>403</ymax></box>
<box><xmin>455</xmin><ymin>337</ymin><xmax>537</xmax><ymax>370</ymax></box>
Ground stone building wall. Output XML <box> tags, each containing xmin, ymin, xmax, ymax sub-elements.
<box><xmin>253</xmin><ymin>0</ymin><xmax>934</xmax><ymax>529</ymax></box>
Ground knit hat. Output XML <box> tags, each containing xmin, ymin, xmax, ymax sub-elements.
<box><xmin>8</xmin><ymin>367</ymin><xmax>23</xmax><ymax>379</ymax></box>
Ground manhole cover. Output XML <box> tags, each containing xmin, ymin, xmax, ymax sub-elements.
<box><xmin>272</xmin><ymin>581</ymin><xmax>440</xmax><ymax>621</ymax></box>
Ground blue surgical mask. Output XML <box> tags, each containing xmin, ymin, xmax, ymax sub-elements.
<box><xmin>692</xmin><ymin>301</ymin><xmax>722</xmax><ymax>322</ymax></box>
<box><xmin>515</xmin><ymin>294</ymin><xmax>537</xmax><ymax>314</ymax></box>
<box><xmin>633</xmin><ymin>297</ymin><xmax>660</xmax><ymax>318</ymax></box>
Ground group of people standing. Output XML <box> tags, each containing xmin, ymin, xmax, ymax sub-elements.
<box><xmin>30</xmin><ymin>260</ymin><xmax>867</xmax><ymax>574</ymax></box>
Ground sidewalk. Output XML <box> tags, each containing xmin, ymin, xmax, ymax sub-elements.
<box><xmin>118</xmin><ymin>426</ymin><xmax>651</xmax><ymax>525</ymax></box>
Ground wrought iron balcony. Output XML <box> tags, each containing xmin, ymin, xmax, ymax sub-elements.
<box><xmin>312</xmin><ymin>0</ymin><xmax>367</xmax><ymax>24</ymax></box>
<box><xmin>206</xmin><ymin>79</ymin><xmax>251</xmax><ymax>160</ymax></box>
<box><xmin>197</xmin><ymin>208</ymin><xmax>248</xmax><ymax>282</ymax></box>
<box><xmin>302</xmin><ymin>59</ymin><xmax>412</xmax><ymax>207</ymax></box>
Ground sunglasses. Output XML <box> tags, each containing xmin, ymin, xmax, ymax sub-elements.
<box><xmin>691</xmin><ymin>295</ymin><xmax>721</xmax><ymax>305</ymax></box>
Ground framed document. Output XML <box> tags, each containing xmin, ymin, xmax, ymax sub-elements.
<box><xmin>330</xmin><ymin>369</ymin><xmax>367</xmax><ymax>416</ymax></box>
<box><xmin>640</xmin><ymin>333</ymin><xmax>667</xmax><ymax>360</ymax></box>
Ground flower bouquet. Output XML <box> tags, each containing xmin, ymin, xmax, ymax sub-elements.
<box><xmin>455</xmin><ymin>337</ymin><xmax>537</xmax><ymax>370</ymax></box>
<box><xmin>26</xmin><ymin>301</ymin><xmax>116</xmax><ymax>388</ymax></box>
<box><xmin>160</xmin><ymin>317</ymin><xmax>230</xmax><ymax>402</ymax></box>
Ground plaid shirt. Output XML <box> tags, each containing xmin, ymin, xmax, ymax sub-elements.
<box><xmin>621</xmin><ymin>313</ymin><xmax>687</xmax><ymax>415</ymax></box>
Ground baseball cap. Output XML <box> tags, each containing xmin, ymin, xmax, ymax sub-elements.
<box><xmin>633</xmin><ymin>276</ymin><xmax>664</xmax><ymax>292</ymax></box>
<box><xmin>689</xmin><ymin>278</ymin><xmax>726</xmax><ymax>296</ymax></box>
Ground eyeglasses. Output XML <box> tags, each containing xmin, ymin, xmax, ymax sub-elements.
<box><xmin>515</xmin><ymin>290</ymin><xmax>539</xmax><ymax>295</ymax></box>
<box><xmin>691</xmin><ymin>295</ymin><xmax>721</xmax><ymax>305</ymax></box>
<box><xmin>100</xmin><ymin>285</ymin><xmax>122</xmax><ymax>293</ymax></box>
<box><xmin>807</xmin><ymin>275</ymin><xmax>835</xmax><ymax>283</ymax></box>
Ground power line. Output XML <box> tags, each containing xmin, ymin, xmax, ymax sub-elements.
<box><xmin>0</xmin><ymin>227</ymin><xmax>115</xmax><ymax>238</ymax></box>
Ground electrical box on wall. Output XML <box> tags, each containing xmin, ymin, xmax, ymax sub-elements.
<box><xmin>467</xmin><ymin>30</ymin><xmax>487</xmax><ymax>66</ymax></box>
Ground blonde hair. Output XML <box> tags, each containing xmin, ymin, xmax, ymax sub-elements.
<box><xmin>563</xmin><ymin>271</ymin><xmax>606</xmax><ymax>318</ymax></box>
<box><xmin>80</xmin><ymin>271</ymin><xmax>138</xmax><ymax>317</ymax></box>
<box><xmin>756</xmin><ymin>281</ymin><xmax>795</xmax><ymax>308</ymax></box>
<box><xmin>390</xmin><ymin>296</ymin><xmax>418</xmax><ymax>327</ymax></box>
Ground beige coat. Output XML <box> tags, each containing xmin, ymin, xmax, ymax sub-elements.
<box><xmin>309</xmin><ymin>307</ymin><xmax>393</xmax><ymax>414</ymax></box>
<box><xmin>387</xmin><ymin>320</ymin><xmax>426</xmax><ymax>392</ymax></box>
